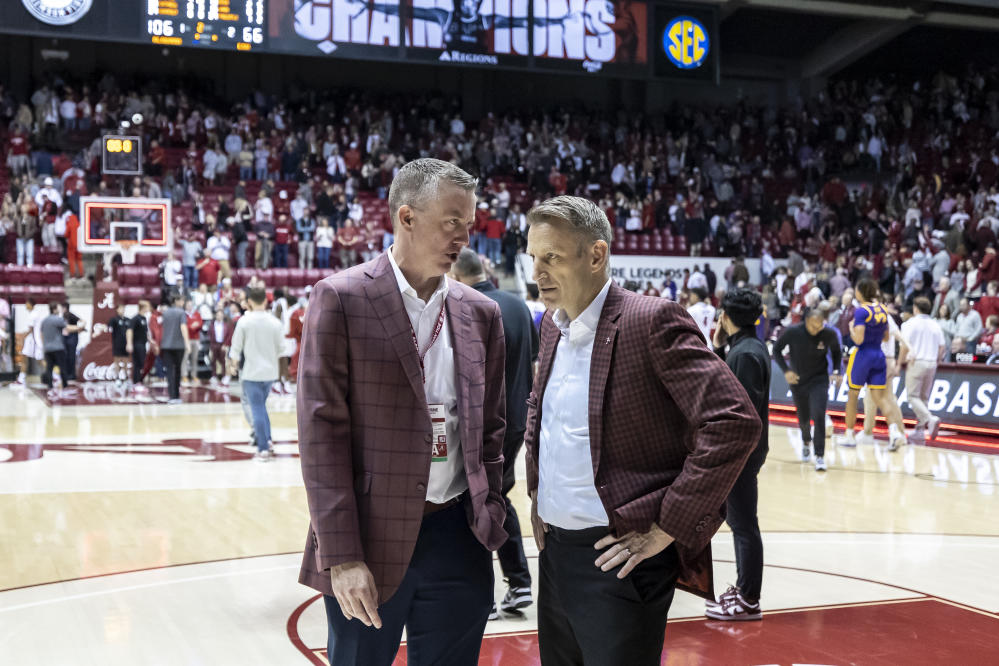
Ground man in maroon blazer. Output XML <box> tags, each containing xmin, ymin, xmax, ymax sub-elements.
<box><xmin>297</xmin><ymin>159</ymin><xmax>508</xmax><ymax>666</ymax></box>
<box><xmin>524</xmin><ymin>196</ymin><xmax>761</xmax><ymax>666</ymax></box>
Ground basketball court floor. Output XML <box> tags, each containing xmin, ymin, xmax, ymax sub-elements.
<box><xmin>1</xmin><ymin>381</ymin><xmax>997</xmax><ymax>665</ymax></box>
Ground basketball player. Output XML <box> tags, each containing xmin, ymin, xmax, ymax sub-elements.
<box><xmin>839</xmin><ymin>280</ymin><xmax>907</xmax><ymax>451</ymax></box>
<box><xmin>108</xmin><ymin>303</ymin><xmax>132</xmax><ymax>388</ymax></box>
<box><xmin>859</xmin><ymin>300</ymin><xmax>909</xmax><ymax>446</ymax></box>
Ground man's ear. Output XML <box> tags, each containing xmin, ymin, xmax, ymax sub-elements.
<box><xmin>396</xmin><ymin>204</ymin><xmax>414</xmax><ymax>231</ymax></box>
<box><xmin>592</xmin><ymin>240</ymin><xmax>609</xmax><ymax>274</ymax></box>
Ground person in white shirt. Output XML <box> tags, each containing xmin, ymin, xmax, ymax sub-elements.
<box><xmin>228</xmin><ymin>287</ymin><xmax>284</xmax><ymax>461</ymax></box>
<box><xmin>898</xmin><ymin>297</ymin><xmax>946</xmax><ymax>442</ymax></box>
<box><xmin>686</xmin><ymin>287</ymin><xmax>716</xmax><ymax>345</ymax></box>
<box><xmin>34</xmin><ymin>177</ymin><xmax>63</xmax><ymax>210</ymax></box>
<box><xmin>161</xmin><ymin>251</ymin><xmax>182</xmax><ymax>295</ymax></box>
<box><xmin>687</xmin><ymin>267</ymin><xmax>708</xmax><ymax>291</ymax></box>
<box><xmin>205</xmin><ymin>228</ymin><xmax>232</xmax><ymax>279</ymax></box>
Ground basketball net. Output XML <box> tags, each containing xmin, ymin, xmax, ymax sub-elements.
<box><xmin>118</xmin><ymin>240</ymin><xmax>138</xmax><ymax>265</ymax></box>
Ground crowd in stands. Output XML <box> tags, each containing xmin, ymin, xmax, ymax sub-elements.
<box><xmin>2</xmin><ymin>65</ymin><xmax>999</xmax><ymax>367</ymax></box>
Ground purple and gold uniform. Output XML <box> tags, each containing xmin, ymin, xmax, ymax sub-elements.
<box><xmin>846</xmin><ymin>302</ymin><xmax>889</xmax><ymax>389</ymax></box>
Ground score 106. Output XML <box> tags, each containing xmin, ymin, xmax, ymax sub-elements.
<box><xmin>147</xmin><ymin>19</ymin><xmax>264</xmax><ymax>44</ymax></box>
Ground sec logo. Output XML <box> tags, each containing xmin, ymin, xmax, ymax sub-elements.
<box><xmin>21</xmin><ymin>0</ymin><xmax>93</xmax><ymax>26</ymax></box>
<box><xmin>663</xmin><ymin>16</ymin><xmax>709</xmax><ymax>69</ymax></box>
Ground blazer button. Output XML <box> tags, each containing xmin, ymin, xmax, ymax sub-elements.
<box><xmin>416</xmin><ymin>482</ymin><xmax>426</xmax><ymax>492</ymax></box>
<box><xmin>695</xmin><ymin>526</ymin><xmax>703</xmax><ymax>533</ymax></box>
<box><xmin>424</xmin><ymin>434</ymin><xmax>432</xmax><ymax>443</ymax></box>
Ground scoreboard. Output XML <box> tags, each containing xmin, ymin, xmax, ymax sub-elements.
<box><xmin>1</xmin><ymin>0</ymin><xmax>717</xmax><ymax>81</ymax></box>
<box><xmin>145</xmin><ymin>0</ymin><xmax>265</xmax><ymax>51</ymax></box>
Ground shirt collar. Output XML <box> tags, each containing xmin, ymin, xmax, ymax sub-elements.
<box><xmin>387</xmin><ymin>245</ymin><xmax>449</xmax><ymax>304</ymax></box>
<box><xmin>553</xmin><ymin>279</ymin><xmax>612</xmax><ymax>345</ymax></box>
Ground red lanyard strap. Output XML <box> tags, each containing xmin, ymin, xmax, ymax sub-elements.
<box><xmin>410</xmin><ymin>302</ymin><xmax>447</xmax><ymax>383</ymax></box>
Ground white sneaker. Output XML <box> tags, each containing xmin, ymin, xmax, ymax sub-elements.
<box><xmin>209</xmin><ymin>376</ymin><xmax>219</xmax><ymax>386</ymax></box>
<box><xmin>801</xmin><ymin>444</ymin><xmax>812</xmax><ymax>462</ymax></box>
<box><xmin>222</xmin><ymin>376</ymin><xmax>231</xmax><ymax>387</ymax></box>
<box><xmin>838</xmin><ymin>431</ymin><xmax>857</xmax><ymax>448</ymax></box>
<box><xmin>928</xmin><ymin>416</ymin><xmax>941</xmax><ymax>441</ymax></box>
<box><xmin>857</xmin><ymin>432</ymin><xmax>875</xmax><ymax>446</ymax></box>
<box><xmin>16</xmin><ymin>372</ymin><xmax>26</xmax><ymax>385</ymax></box>
<box><xmin>815</xmin><ymin>456</ymin><xmax>827</xmax><ymax>472</ymax></box>
<box><xmin>253</xmin><ymin>450</ymin><xmax>272</xmax><ymax>462</ymax></box>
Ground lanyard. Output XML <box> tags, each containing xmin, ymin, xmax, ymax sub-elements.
<box><xmin>410</xmin><ymin>302</ymin><xmax>447</xmax><ymax>384</ymax></box>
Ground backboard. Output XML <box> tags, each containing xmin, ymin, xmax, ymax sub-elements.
<box><xmin>78</xmin><ymin>197</ymin><xmax>172</xmax><ymax>257</ymax></box>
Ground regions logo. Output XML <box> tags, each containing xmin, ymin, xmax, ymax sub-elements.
<box><xmin>439</xmin><ymin>51</ymin><xmax>499</xmax><ymax>65</ymax></box>
<box><xmin>21</xmin><ymin>0</ymin><xmax>93</xmax><ymax>26</ymax></box>
<box><xmin>662</xmin><ymin>16</ymin><xmax>709</xmax><ymax>70</ymax></box>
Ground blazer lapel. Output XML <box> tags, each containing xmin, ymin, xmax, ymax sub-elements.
<box><xmin>534</xmin><ymin>312</ymin><xmax>560</xmax><ymax>402</ymax></box>
<box><xmin>588</xmin><ymin>283</ymin><xmax>625</xmax><ymax>479</ymax></box>
<box><xmin>445</xmin><ymin>286</ymin><xmax>472</xmax><ymax>452</ymax></box>
<box><xmin>363</xmin><ymin>254</ymin><xmax>427</xmax><ymax>405</ymax></box>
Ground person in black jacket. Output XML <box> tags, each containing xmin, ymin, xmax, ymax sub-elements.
<box><xmin>707</xmin><ymin>287</ymin><xmax>771</xmax><ymax>622</ymax></box>
<box><xmin>772</xmin><ymin>308</ymin><xmax>843</xmax><ymax>470</ymax></box>
<box><xmin>452</xmin><ymin>247</ymin><xmax>539</xmax><ymax>620</ymax></box>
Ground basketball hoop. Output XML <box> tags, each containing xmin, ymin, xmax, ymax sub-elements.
<box><xmin>118</xmin><ymin>240</ymin><xmax>139</xmax><ymax>265</ymax></box>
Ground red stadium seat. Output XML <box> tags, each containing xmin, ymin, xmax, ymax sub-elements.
<box><xmin>140</xmin><ymin>267</ymin><xmax>160</xmax><ymax>288</ymax></box>
<box><xmin>117</xmin><ymin>266</ymin><xmax>140</xmax><ymax>286</ymax></box>
<box><xmin>7</xmin><ymin>265</ymin><xmax>26</xmax><ymax>286</ymax></box>
<box><xmin>0</xmin><ymin>264</ymin><xmax>12</xmax><ymax>285</ymax></box>
<box><xmin>7</xmin><ymin>285</ymin><xmax>27</xmax><ymax>304</ymax></box>
<box><xmin>121</xmin><ymin>287</ymin><xmax>144</xmax><ymax>304</ymax></box>
<box><xmin>46</xmin><ymin>286</ymin><xmax>66</xmax><ymax>302</ymax></box>
<box><xmin>234</xmin><ymin>268</ymin><xmax>255</xmax><ymax>287</ymax></box>
<box><xmin>305</xmin><ymin>268</ymin><xmax>324</xmax><ymax>286</ymax></box>
<box><xmin>26</xmin><ymin>266</ymin><xmax>44</xmax><ymax>285</ymax></box>
<box><xmin>27</xmin><ymin>285</ymin><xmax>49</xmax><ymax>303</ymax></box>
<box><xmin>42</xmin><ymin>265</ymin><xmax>64</xmax><ymax>285</ymax></box>
<box><xmin>287</xmin><ymin>268</ymin><xmax>306</xmax><ymax>288</ymax></box>
<box><xmin>270</xmin><ymin>268</ymin><xmax>290</xmax><ymax>288</ymax></box>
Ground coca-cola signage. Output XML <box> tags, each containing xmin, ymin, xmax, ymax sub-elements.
<box><xmin>77</xmin><ymin>282</ymin><xmax>119</xmax><ymax>382</ymax></box>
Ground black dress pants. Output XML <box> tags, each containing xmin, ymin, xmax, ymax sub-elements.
<box><xmin>323</xmin><ymin>498</ymin><xmax>492</xmax><ymax>666</ymax></box>
<box><xmin>497</xmin><ymin>429</ymin><xmax>531</xmax><ymax>589</ymax></box>
<box><xmin>724</xmin><ymin>441</ymin><xmax>768</xmax><ymax>602</ymax></box>
<box><xmin>791</xmin><ymin>375</ymin><xmax>830</xmax><ymax>456</ymax></box>
<box><xmin>162</xmin><ymin>348</ymin><xmax>184</xmax><ymax>399</ymax></box>
<box><xmin>132</xmin><ymin>347</ymin><xmax>147</xmax><ymax>384</ymax></box>
<box><xmin>539</xmin><ymin>525</ymin><xmax>679</xmax><ymax>666</ymax></box>
<box><xmin>42</xmin><ymin>350</ymin><xmax>64</xmax><ymax>389</ymax></box>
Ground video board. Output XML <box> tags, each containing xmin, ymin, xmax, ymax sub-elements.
<box><xmin>0</xmin><ymin>0</ymin><xmax>718</xmax><ymax>80</ymax></box>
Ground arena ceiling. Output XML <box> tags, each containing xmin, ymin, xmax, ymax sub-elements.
<box><xmin>688</xmin><ymin>0</ymin><xmax>999</xmax><ymax>80</ymax></box>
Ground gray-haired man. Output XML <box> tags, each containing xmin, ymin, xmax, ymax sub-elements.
<box><xmin>297</xmin><ymin>158</ymin><xmax>509</xmax><ymax>666</ymax></box>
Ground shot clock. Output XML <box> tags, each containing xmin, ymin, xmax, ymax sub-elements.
<box><xmin>102</xmin><ymin>135</ymin><xmax>143</xmax><ymax>176</ymax></box>
<box><xmin>145</xmin><ymin>0</ymin><xmax>265</xmax><ymax>51</ymax></box>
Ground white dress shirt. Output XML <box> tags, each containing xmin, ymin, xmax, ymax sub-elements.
<box><xmin>687</xmin><ymin>300</ymin><xmax>716</xmax><ymax>346</ymax></box>
<box><xmin>538</xmin><ymin>279</ymin><xmax>612</xmax><ymax>530</ymax></box>
<box><xmin>387</xmin><ymin>247</ymin><xmax>467</xmax><ymax>503</ymax></box>
<box><xmin>902</xmin><ymin>314</ymin><xmax>945</xmax><ymax>363</ymax></box>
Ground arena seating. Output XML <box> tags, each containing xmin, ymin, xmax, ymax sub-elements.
<box><xmin>0</xmin><ymin>264</ymin><xmax>67</xmax><ymax>304</ymax></box>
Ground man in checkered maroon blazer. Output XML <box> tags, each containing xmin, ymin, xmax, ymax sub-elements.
<box><xmin>297</xmin><ymin>159</ymin><xmax>508</xmax><ymax>666</ymax></box>
<box><xmin>524</xmin><ymin>196</ymin><xmax>761</xmax><ymax>666</ymax></box>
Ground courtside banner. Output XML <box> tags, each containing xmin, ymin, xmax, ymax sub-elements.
<box><xmin>769</xmin><ymin>361</ymin><xmax>999</xmax><ymax>431</ymax></box>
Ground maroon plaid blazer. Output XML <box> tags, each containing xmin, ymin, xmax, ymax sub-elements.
<box><xmin>297</xmin><ymin>253</ymin><xmax>508</xmax><ymax>602</ymax></box>
<box><xmin>524</xmin><ymin>282</ymin><xmax>761</xmax><ymax>600</ymax></box>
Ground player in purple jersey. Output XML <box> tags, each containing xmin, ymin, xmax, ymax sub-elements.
<box><xmin>840</xmin><ymin>280</ymin><xmax>908</xmax><ymax>450</ymax></box>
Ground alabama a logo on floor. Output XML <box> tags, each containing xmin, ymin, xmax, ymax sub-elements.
<box><xmin>22</xmin><ymin>0</ymin><xmax>93</xmax><ymax>26</ymax></box>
